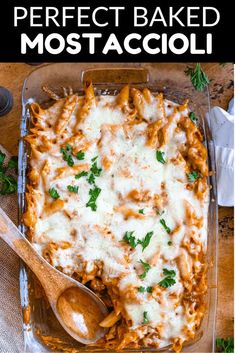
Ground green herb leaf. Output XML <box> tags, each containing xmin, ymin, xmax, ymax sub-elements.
<box><xmin>87</xmin><ymin>173</ymin><xmax>96</xmax><ymax>185</ymax></box>
<box><xmin>61</xmin><ymin>147</ymin><xmax>74</xmax><ymax>167</ymax></box>
<box><xmin>0</xmin><ymin>174</ymin><xmax>17</xmax><ymax>195</ymax></box>
<box><xmin>49</xmin><ymin>187</ymin><xmax>60</xmax><ymax>199</ymax></box>
<box><xmin>187</xmin><ymin>171</ymin><xmax>199</xmax><ymax>182</ymax></box>
<box><xmin>189</xmin><ymin>111</ymin><xmax>198</xmax><ymax>123</ymax></box>
<box><xmin>123</xmin><ymin>231</ymin><xmax>138</xmax><ymax>248</ymax></box>
<box><xmin>138</xmin><ymin>286</ymin><xmax>153</xmax><ymax>293</ymax></box>
<box><xmin>0</xmin><ymin>151</ymin><xmax>6</xmax><ymax>166</ymax></box>
<box><xmin>156</xmin><ymin>150</ymin><xmax>166</xmax><ymax>164</ymax></box>
<box><xmin>91</xmin><ymin>156</ymin><xmax>98</xmax><ymax>162</ymax></box>
<box><xmin>143</xmin><ymin>311</ymin><xmax>149</xmax><ymax>324</ymax></box>
<box><xmin>66</xmin><ymin>144</ymin><xmax>72</xmax><ymax>151</ymax></box>
<box><xmin>163</xmin><ymin>268</ymin><xmax>176</xmax><ymax>277</ymax></box>
<box><xmin>138</xmin><ymin>231</ymin><xmax>153</xmax><ymax>251</ymax></box>
<box><xmin>168</xmin><ymin>241</ymin><xmax>173</xmax><ymax>246</ymax></box>
<box><xmin>8</xmin><ymin>156</ymin><xmax>18</xmax><ymax>171</ymax></box>
<box><xmin>76</xmin><ymin>150</ymin><xmax>85</xmax><ymax>160</ymax></box>
<box><xmin>159</xmin><ymin>277</ymin><xmax>176</xmax><ymax>288</ymax></box>
<box><xmin>87</xmin><ymin>159</ymin><xmax>102</xmax><ymax>185</ymax></box>
<box><xmin>216</xmin><ymin>337</ymin><xmax>234</xmax><ymax>353</ymax></box>
<box><xmin>138</xmin><ymin>209</ymin><xmax>144</xmax><ymax>215</ymax></box>
<box><xmin>185</xmin><ymin>63</ymin><xmax>209</xmax><ymax>91</ymax></box>
<box><xmin>86</xmin><ymin>186</ymin><xmax>101</xmax><ymax>211</ymax></box>
<box><xmin>75</xmin><ymin>171</ymin><xmax>88</xmax><ymax>179</ymax></box>
<box><xmin>90</xmin><ymin>161</ymin><xmax>102</xmax><ymax>177</ymax></box>
<box><xmin>139</xmin><ymin>259</ymin><xmax>151</xmax><ymax>279</ymax></box>
<box><xmin>160</xmin><ymin>219</ymin><xmax>171</xmax><ymax>234</ymax></box>
<box><xmin>67</xmin><ymin>185</ymin><xmax>79</xmax><ymax>193</ymax></box>
<box><xmin>156</xmin><ymin>209</ymin><xmax>164</xmax><ymax>216</ymax></box>
<box><xmin>138</xmin><ymin>286</ymin><xmax>146</xmax><ymax>293</ymax></box>
<box><xmin>158</xmin><ymin>268</ymin><xmax>176</xmax><ymax>288</ymax></box>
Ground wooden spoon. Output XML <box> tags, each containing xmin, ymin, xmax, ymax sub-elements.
<box><xmin>0</xmin><ymin>207</ymin><xmax>108</xmax><ymax>344</ymax></box>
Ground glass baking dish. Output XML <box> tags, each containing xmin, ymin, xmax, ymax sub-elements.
<box><xmin>18</xmin><ymin>63</ymin><xmax>218</xmax><ymax>353</ymax></box>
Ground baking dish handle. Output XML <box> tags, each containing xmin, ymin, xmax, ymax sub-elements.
<box><xmin>81</xmin><ymin>68</ymin><xmax>149</xmax><ymax>85</ymax></box>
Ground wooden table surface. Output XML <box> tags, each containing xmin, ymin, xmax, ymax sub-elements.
<box><xmin>0</xmin><ymin>63</ymin><xmax>233</xmax><ymax>341</ymax></box>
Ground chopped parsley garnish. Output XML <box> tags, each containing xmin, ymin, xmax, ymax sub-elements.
<box><xmin>90</xmin><ymin>161</ymin><xmax>102</xmax><ymax>177</ymax></box>
<box><xmin>156</xmin><ymin>209</ymin><xmax>164</xmax><ymax>216</ymax></box>
<box><xmin>87</xmin><ymin>173</ymin><xmax>96</xmax><ymax>184</ymax></box>
<box><xmin>139</xmin><ymin>259</ymin><xmax>151</xmax><ymax>279</ymax></box>
<box><xmin>158</xmin><ymin>268</ymin><xmax>176</xmax><ymax>288</ymax></box>
<box><xmin>160</xmin><ymin>219</ymin><xmax>171</xmax><ymax>234</ymax></box>
<box><xmin>75</xmin><ymin>171</ymin><xmax>88</xmax><ymax>179</ymax></box>
<box><xmin>86</xmin><ymin>186</ymin><xmax>101</xmax><ymax>211</ymax></box>
<box><xmin>61</xmin><ymin>144</ymin><xmax>74</xmax><ymax>167</ymax></box>
<box><xmin>91</xmin><ymin>156</ymin><xmax>98</xmax><ymax>162</ymax></box>
<box><xmin>168</xmin><ymin>241</ymin><xmax>173</xmax><ymax>246</ymax></box>
<box><xmin>49</xmin><ymin>187</ymin><xmax>60</xmax><ymax>199</ymax></box>
<box><xmin>138</xmin><ymin>209</ymin><xmax>144</xmax><ymax>214</ymax></box>
<box><xmin>76</xmin><ymin>150</ymin><xmax>85</xmax><ymax>160</ymax></box>
<box><xmin>67</xmin><ymin>185</ymin><xmax>79</xmax><ymax>193</ymax></box>
<box><xmin>143</xmin><ymin>311</ymin><xmax>149</xmax><ymax>324</ymax></box>
<box><xmin>123</xmin><ymin>231</ymin><xmax>153</xmax><ymax>251</ymax></box>
<box><xmin>189</xmin><ymin>111</ymin><xmax>198</xmax><ymax>123</ymax></box>
<box><xmin>138</xmin><ymin>286</ymin><xmax>153</xmax><ymax>293</ymax></box>
<box><xmin>156</xmin><ymin>150</ymin><xmax>166</xmax><ymax>164</ymax></box>
<box><xmin>187</xmin><ymin>171</ymin><xmax>199</xmax><ymax>182</ymax></box>
<box><xmin>216</xmin><ymin>337</ymin><xmax>234</xmax><ymax>353</ymax></box>
<box><xmin>138</xmin><ymin>231</ymin><xmax>153</xmax><ymax>251</ymax></box>
<box><xmin>123</xmin><ymin>231</ymin><xmax>138</xmax><ymax>248</ymax></box>
<box><xmin>87</xmin><ymin>158</ymin><xmax>102</xmax><ymax>184</ymax></box>
<box><xmin>185</xmin><ymin>63</ymin><xmax>209</xmax><ymax>91</ymax></box>
<box><xmin>0</xmin><ymin>151</ymin><xmax>18</xmax><ymax>195</ymax></box>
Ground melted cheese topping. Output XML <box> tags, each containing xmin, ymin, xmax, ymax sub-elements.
<box><xmin>25</xmin><ymin>86</ymin><xmax>209</xmax><ymax>352</ymax></box>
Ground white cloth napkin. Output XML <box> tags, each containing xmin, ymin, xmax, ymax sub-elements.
<box><xmin>206</xmin><ymin>99</ymin><xmax>234</xmax><ymax>206</ymax></box>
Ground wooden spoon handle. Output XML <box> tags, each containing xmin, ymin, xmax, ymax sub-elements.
<box><xmin>0</xmin><ymin>207</ymin><xmax>61</xmax><ymax>297</ymax></box>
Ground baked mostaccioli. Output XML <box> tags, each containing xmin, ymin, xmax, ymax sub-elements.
<box><xmin>24</xmin><ymin>83</ymin><xmax>209</xmax><ymax>352</ymax></box>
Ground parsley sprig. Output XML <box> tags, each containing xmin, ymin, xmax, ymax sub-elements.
<box><xmin>216</xmin><ymin>338</ymin><xmax>234</xmax><ymax>353</ymax></box>
<box><xmin>61</xmin><ymin>144</ymin><xmax>74</xmax><ymax>167</ymax></box>
<box><xmin>139</xmin><ymin>231</ymin><xmax>153</xmax><ymax>251</ymax></box>
<box><xmin>49</xmin><ymin>187</ymin><xmax>60</xmax><ymax>199</ymax></box>
<box><xmin>75</xmin><ymin>171</ymin><xmax>88</xmax><ymax>179</ymax></box>
<box><xmin>0</xmin><ymin>151</ymin><xmax>18</xmax><ymax>195</ymax></box>
<box><xmin>87</xmin><ymin>157</ymin><xmax>102</xmax><ymax>185</ymax></box>
<box><xmin>67</xmin><ymin>185</ymin><xmax>79</xmax><ymax>193</ymax></box>
<box><xmin>187</xmin><ymin>171</ymin><xmax>199</xmax><ymax>182</ymax></box>
<box><xmin>86</xmin><ymin>186</ymin><xmax>101</xmax><ymax>211</ymax></box>
<box><xmin>160</xmin><ymin>219</ymin><xmax>171</xmax><ymax>234</ymax></box>
<box><xmin>123</xmin><ymin>231</ymin><xmax>138</xmax><ymax>248</ymax></box>
<box><xmin>189</xmin><ymin>111</ymin><xmax>198</xmax><ymax>123</ymax></box>
<box><xmin>139</xmin><ymin>259</ymin><xmax>151</xmax><ymax>279</ymax></box>
<box><xmin>156</xmin><ymin>150</ymin><xmax>166</xmax><ymax>164</ymax></box>
<box><xmin>158</xmin><ymin>268</ymin><xmax>176</xmax><ymax>288</ymax></box>
<box><xmin>138</xmin><ymin>286</ymin><xmax>153</xmax><ymax>293</ymax></box>
<box><xmin>123</xmin><ymin>231</ymin><xmax>153</xmax><ymax>251</ymax></box>
<box><xmin>138</xmin><ymin>209</ymin><xmax>144</xmax><ymax>214</ymax></box>
<box><xmin>76</xmin><ymin>150</ymin><xmax>85</xmax><ymax>160</ymax></box>
<box><xmin>185</xmin><ymin>63</ymin><xmax>209</xmax><ymax>91</ymax></box>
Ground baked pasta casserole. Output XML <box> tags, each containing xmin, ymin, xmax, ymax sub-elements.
<box><xmin>24</xmin><ymin>82</ymin><xmax>209</xmax><ymax>352</ymax></box>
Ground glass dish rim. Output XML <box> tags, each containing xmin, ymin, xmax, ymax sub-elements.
<box><xmin>18</xmin><ymin>62</ymin><xmax>218</xmax><ymax>353</ymax></box>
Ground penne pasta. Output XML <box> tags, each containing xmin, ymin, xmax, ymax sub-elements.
<box><xmin>24</xmin><ymin>83</ymin><xmax>209</xmax><ymax>352</ymax></box>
